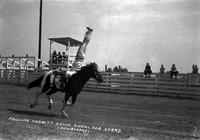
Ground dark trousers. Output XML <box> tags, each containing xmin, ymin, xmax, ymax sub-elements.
<box><xmin>144</xmin><ymin>70</ymin><xmax>152</xmax><ymax>77</ymax></box>
<box><xmin>170</xmin><ymin>71</ymin><xmax>178</xmax><ymax>78</ymax></box>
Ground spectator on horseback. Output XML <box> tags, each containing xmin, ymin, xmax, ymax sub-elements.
<box><xmin>192</xmin><ymin>64</ymin><xmax>198</xmax><ymax>74</ymax></box>
<box><xmin>170</xmin><ymin>64</ymin><xmax>179</xmax><ymax>79</ymax></box>
<box><xmin>144</xmin><ymin>63</ymin><xmax>152</xmax><ymax>78</ymax></box>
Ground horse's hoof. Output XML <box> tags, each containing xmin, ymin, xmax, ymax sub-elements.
<box><xmin>61</xmin><ymin>111</ymin><xmax>68</xmax><ymax>117</ymax></box>
<box><xmin>67</xmin><ymin>101</ymin><xmax>72</xmax><ymax>106</ymax></box>
<box><xmin>50</xmin><ymin>99</ymin><xmax>53</xmax><ymax>104</ymax></box>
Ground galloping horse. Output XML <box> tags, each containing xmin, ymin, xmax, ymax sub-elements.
<box><xmin>27</xmin><ymin>63</ymin><xmax>103</xmax><ymax>117</ymax></box>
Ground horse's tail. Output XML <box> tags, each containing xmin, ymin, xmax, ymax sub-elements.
<box><xmin>27</xmin><ymin>75</ymin><xmax>44</xmax><ymax>89</ymax></box>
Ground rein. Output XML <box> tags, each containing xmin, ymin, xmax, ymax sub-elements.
<box><xmin>91</xmin><ymin>68</ymin><xmax>101</xmax><ymax>88</ymax></box>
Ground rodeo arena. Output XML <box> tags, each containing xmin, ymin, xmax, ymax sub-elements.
<box><xmin>1</xmin><ymin>5</ymin><xmax>200</xmax><ymax>140</ymax></box>
<box><xmin>0</xmin><ymin>28</ymin><xmax>200</xmax><ymax>140</ymax></box>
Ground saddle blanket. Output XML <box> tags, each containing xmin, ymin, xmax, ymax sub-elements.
<box><xmin>54</xmin><ymin>75</ymin><xmax>67</xmax><ymax>90</ymax></box>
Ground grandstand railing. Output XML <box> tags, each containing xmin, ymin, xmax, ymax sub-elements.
<box><xmin>84</xmin><ymin>72</ymin><xmax>200</xmax><ymax>99</ymax></box>
<box><xmin>0</xmin><ymin>56</ymin><xmax>49</xmax><ymax>70</ymax></box>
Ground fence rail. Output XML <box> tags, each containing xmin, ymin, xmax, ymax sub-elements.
<box><xmin>0</xmin><ymin>69</ymin><xmax>200</xmax><ymax>99</ymax></box>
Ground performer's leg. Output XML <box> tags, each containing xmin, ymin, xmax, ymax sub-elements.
<box><xmin>170</xmin><ymin>71</ymin><xmax>172</xmax><ymax>78</ymax></box>
<box><xmin>50</xmin><ymin>72</ymin><xmax>55</xmax><ymax>87</ymax></box>
<box><xmin>71</xmin><ymin>27</ymin><xmax>93</xmax><ymax>71</ymax></box>
<box><xmin>41</xmin><ymin>71</ymin><xmax>52</xmax><ymax>88</ymax></box>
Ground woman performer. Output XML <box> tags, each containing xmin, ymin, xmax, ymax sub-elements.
<box><xmin>48</xmin><ymin>27</ymin><xmax>93</xmax><ymax>87</ymax></box>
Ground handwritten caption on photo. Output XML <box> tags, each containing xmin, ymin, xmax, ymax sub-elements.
<box><xmin>8</xmin><ymin>117</ymin><xmax>121</xmax><ymax>135</ymax></box>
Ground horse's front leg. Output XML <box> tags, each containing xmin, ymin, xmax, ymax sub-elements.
<box><xmin>62</xmin><ymin>99</ymin><xmax>72</xmax><ymax>106</ymax></box>
<box><xmin>30</xmin><ymin>90</ymin><xmax>43</xmax><ymax>108</ymax></box>
<box><xmin>45</xmin><ymin>89</ymin><xmax>57</xmax><ymax>110</ymax></box>
<box><xmin>61</xmin><ymin>93</ymin><xmax>71</xmax><ymax>117</ymax></box>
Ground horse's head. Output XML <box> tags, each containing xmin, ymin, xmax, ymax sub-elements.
<box><xmin>89</xmin><ymin>63</ymin><xmax>103</xmax><ymax>83</ymax></box>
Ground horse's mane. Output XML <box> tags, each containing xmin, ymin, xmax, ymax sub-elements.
<box><xmin>79</xmin><ymin>62</ymin><xmax>98</xmax><ymax>72</ymax></box>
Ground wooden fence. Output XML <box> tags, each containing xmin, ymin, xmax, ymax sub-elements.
<box><xmin>84</xmin><ymin>72</ymin><xmax>200</xmax><ymax>99</ymax></box>
<box><xmin>0</xmin><ymin>69</ymin><xmax>200</xmax><ymax>99</ymax></box>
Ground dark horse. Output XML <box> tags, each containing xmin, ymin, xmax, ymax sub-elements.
<box><xmin>28</xmin><ymin>63</ymin><xmax>103</xmax><ymax>117</ymax></box>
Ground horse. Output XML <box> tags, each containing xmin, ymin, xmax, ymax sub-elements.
<box><xmin>27</xmin><ymin>63</ymin><xmax>103</xmax><ymax>117</ymax></box>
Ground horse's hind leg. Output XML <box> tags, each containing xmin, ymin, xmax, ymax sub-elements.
<box><xmin>62</xmin><ymin>98</ymin><xmax>72</xmax><ymax>106</ymax></box>
<box><xmin>61</xmin><ymin>93</ymin><xmax>71</xmax><ymax>117</ymax></box>
<box><xmin>30</xmin><ymin>90</ymin><xmax>43</xmax><ymax>108</ymax></box>
<box><xmin>71</xmin><ymin>94</ymin><xmax>78</xmax><ymax>106</ymax></box>
<box><xmin>30</xmin><ymin>80</ymin><xmax>49</xmax><ymax>108</ymax></box>
<box><xmin>46</xmin><ymin>89</ymin><xmax>57</xmax><ymax>110</ymax></box>
<box><xmin>46</xmin><ymin>95</ymin><xmax>53</xmax><ymax>110</ymax></box>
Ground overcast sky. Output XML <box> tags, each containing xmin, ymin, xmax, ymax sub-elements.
<box><xmin>0</xmin><ymin>0</ymin><xmax>200</xmax><ymax>73</ymax></box>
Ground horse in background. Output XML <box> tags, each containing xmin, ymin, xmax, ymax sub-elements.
<box><xmin>27</xmin><ymin>63</ymin><xmax>103</xmax><ymax>117</ymax></box>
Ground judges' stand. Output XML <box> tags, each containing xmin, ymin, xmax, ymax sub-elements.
<box><xmin>0</xmin><ymin>37</ymin><xmax>83</xmax><ymax>85</ymax></box>
<box><xmin>48</xmin><ymin>37</ymin><xmax>82</xmax><ymax>70</ymax></box>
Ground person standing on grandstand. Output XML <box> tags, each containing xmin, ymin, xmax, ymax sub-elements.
<box><xmin>57</xmin><ymin>52</ymin><xmax>62</xmax><ymax>64</ymax></box>
<box><xmin>52</xmin><ymin>50</ymin><xmax>57</xmax><ymax>64</ymax></box>
<box><xmin>62</xmin><ymin>52</ymin><xmax>67</xmax><ymax>64</ymax></box>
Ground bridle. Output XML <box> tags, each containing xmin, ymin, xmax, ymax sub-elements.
<box><xmin>91</xmin><ymin>67</ymin><xmax>101</xmax><ymax>87</ymax></box>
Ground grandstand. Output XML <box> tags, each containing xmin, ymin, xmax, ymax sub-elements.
<box><xmin>48</xmin><ymin>37</ymin><xmax>82</xmax><ymax>69</ymax></box>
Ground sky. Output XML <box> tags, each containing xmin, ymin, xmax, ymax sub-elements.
<box><xmin>0</xmin><ymin>0</ymin><xmax>200</xmax><ymax>73</ymax></box>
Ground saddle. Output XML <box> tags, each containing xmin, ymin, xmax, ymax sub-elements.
<box><xmin>53</xmin><ymin>71</ymin><xmax>68</xmax><ymax>90</ymax></box>
<box><xmin>54</xmin><ymin>75</ymin><xmax>66</xmax><ymax>90</ymax></box>
<box><xmin>51</xmin><ymin>68</ymin><xmax>76</xmax><ymax>90</ymax></box>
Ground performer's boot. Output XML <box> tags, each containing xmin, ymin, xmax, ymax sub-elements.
<box><xmin>83</xmin><ymin>27</ymin><xmax>93</xmax><ymax>47</ymax></box>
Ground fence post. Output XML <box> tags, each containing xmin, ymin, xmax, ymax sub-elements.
<box><xmin>184</xmin><ymin>74</ymin><xmax>187</xmax><ymax>88</ymax></box>
<box><xmin>6</xmin><ymin>58</ymin><xmax>8</xmax><ymax>69</ymax></box>
<box><xmin>25</xmin><ymin>69</ymin><xmax>28</xmax><ymax>81</ymax></box>
<box><xmin>106</xmin><ymin>73</ymin><xmax>109</xmax><ymax>89</ymax></box>
<box><xmin>155</xmin><ymin>74</ymin><xmax>158</xmax><ymax>89</ymax></box>
<box><xmin>130</xmin><ymin>73</ymin><xmax>133</xmax><ymax>90</ymax></box>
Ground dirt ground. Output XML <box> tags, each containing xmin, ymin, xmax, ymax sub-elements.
<box><xmin>0</xmin><ymin>84</ymin><xmax>200</xmax><ymax>140</ymax></box>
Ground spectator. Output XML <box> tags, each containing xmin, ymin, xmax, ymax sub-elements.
<box><xmin>62</xmin><ymin>52</ymin><xmax>67</xmax><ymax>64</ymax></box>
<box><xmin>52</xmin><ymin>50</ymin><xmax>57</xmax><ymax>63</ymax></box>
<box><xmin>159</xmin><ymin>64</ymin><xmax>165</xmax><ymax>77</ymax></box>
<box><xmin>192</xmin><ymin>64</ymin><xmax>198</xmax><ymax>74</ymax></box>
<box><xmin>144</xmin><ymin>63</ymin><xmax>152</xmax><ymax>78</ymax></box>
<box><xmin>170</xmin><ymin>64</ymin><xmax>179</xmax><ymax>79</ymax></box>
<box><xmin>160</xmin><ymin>64</ymin><xmax>165</xmax><ymax>74</ymax></box>
<box><xmin>57</xmin><ymin>52</ymin><xmax>62</xmax><ymax>64</ymax></box>
<box><xmin>195</xmin><ymin>65</ymin><xmax>199</xmax><ymax>74</ymax></box>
